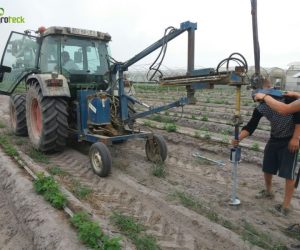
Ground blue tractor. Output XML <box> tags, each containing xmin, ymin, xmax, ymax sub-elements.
<box><xmin>0</xmin><ymin>22</ymin><xmax>197</xmax><ymax>176</ymax></box>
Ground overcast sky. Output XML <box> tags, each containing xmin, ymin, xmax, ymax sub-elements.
<box><xmin>1</xmin><ymin>0</ymin><xmax>300</xmax><ymax>71</ymax></box>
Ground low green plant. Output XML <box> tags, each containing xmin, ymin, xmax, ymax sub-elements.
<box><xmin>111</xmin><ymin>212</ymin><xmax>159</xmax><ymax>250</ymax></box>
<box><xmin>164</xmin><ymin>123</ymin><xmax>177</xmax><ymax>132</ymax></box>
<box><xmin>0</xmin><ymin>134</ymin><xmax>19</xmax><ymax>157</ymax></box>
<box><xmin>172</xmin><ymin>190</ymin><xmax>200</xmax><ymax>210</ymax></box>
<box><xmin>194</xmin><ymin>131</ymin><xmax>201</xmax><ymax>138</ymax></box>
<box><xmin>143</xmin><ymin>120</ymin><xmax>152</xmax><ymax>127</ymax></box>
<box><xmin>0</xmin><ymin>121</ymin><xmax>6</xmax><ymax>128</ymax></box>
<box><xmin>71</xmin><ymin>180</ymin><xmax>92</xmax><ymax>199</ymax></box>
<box><xmin>150</xmin><ymin>114</ymin><xmax>163</xmax><ymax>122</ymax></box>
<box><xmin>251</xmin><ymin>143</ymin><xmax>260</xmax><ymax>151</ymax></box>
<box><xmin>14</xmin><ymin>137</ymin><xmax>27</xmax><ymax>145</ymax></box>
<box><xmin>221</xmin><ymin>132</ymin><xmax>230</xmax><ymax>144</ymax></box>
<box><xmin>171</xmin><ymin>191</ymin><xmax>234</xmax><ymax>230</ymax></box>
<box><xmin>48</xmin><ymin>166</ymin><xmax>68</xmax><ymax>176</ymax></box>
<box><xmin>29</xmin><ymin>148</ymin><xmax>50</xmax><ymax>164</ymax></box>
<box><xmin>191</xmin><ymin>114</ymin><xmax>196</xmax><ymax>120</ymax></box>
<box><xmin>204</xmin><ymin>132</ymin><xmax>211</xmax><ymax>140</ymax></box>
<box><xmin>33</xmin><ymin>172</ymin><xmax>66</xmax><ymax>209</ymax></box>
<box><xmin>283</xmin><ymin>227</ymin><xmax>300</xmax><ymax>241</ymax></box>
<box><xmin>201</xmin><ymin>114</ymin><xmax>208</xmax><ymax>121</ymax></box>
<box><xmin>149</xmin><ymin>114</ymin><xmax>175</xmax><ymax>124</ymax></box>
<box><xmin>242</xmin><ymin>222</ymin><xmax>274</xmax><ymax>249</ymax></box>
<box><xmin>152</xmin><ymin>163</ymin><xmax>166</xmax><ymax>178</ymax></box>
<box><xmin>214</xmin><ymin>100</ymin><xmax>224</xmax><ymax>104</ymax></box>
<box><xmin>72</xmin><ymin>212</ymin><xmax>121</xmax><ymax>250</ymax></box>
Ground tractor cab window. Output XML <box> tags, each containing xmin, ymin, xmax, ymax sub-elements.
<box><xmin>39</xmin><ymin>36</ymin><xmax>59</xmax><ymax>73</ymax></box>
<box><xmin>0</xmin><ymin>32</ymin><xmax>38</xmax><ymax>95</ymax></box>
<box><xmin>61</xmin><ymin>38</ymin><xmax>109</xmax><ymax>75</ymax></box>
<box><xmin>2</xmin><ymin>32</ymin><xmax>38</xmax><ymax>70</ymax></box>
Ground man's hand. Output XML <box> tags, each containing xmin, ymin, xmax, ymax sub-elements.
<box><xmin>288</xmin><ymin>137</ymin><xmax>299</xmax><ymax>153</ymax></box>
<box><xmin>283</xmin><ymin>91</ymin><xmax>300</xmax><ymax>99</ymax></box>
<box><xmin>254</xmin><ymin>93</ymin><xmax>266</xmax><ymax>102</ymax></box>
<box><xmin>231</xmin><ymin>139</ymin><xmax>239</xmax><ymax>147</ymax></box>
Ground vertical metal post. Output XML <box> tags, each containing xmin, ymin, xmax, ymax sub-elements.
<box><xmin>229</xmin><ymin>85</ymin><xmax>241</xmax><ymax>206</ymax></box>
<box><xmin>251</xmin><ymin>0</ymin><xmax>263</xmax><ymax>89</ymax></box>
<box><xmin>186</xmin><ymin>29</ymin><xmax>196</xmax><ymax>104</ymax></box>
<box><xmin>118</xmin><ymin>69</ymin><xmax>128</xmax><ymax>121</ymax></box>
<box><xmin>251</xmin><ymin>0</ymin><xmax>260</xmax><ymax>76</ymax></box>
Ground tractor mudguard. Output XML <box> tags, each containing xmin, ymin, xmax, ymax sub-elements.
<box><xmin>26</xmin><ymin>74</ymin><xmax>70</xmax><ymax>97</ymax></box>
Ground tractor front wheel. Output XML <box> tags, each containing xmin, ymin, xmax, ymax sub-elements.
<box><xmin>89</xmin><ymin>142</ymin><xmax>112</xmax><ymax>177</ymax></box>
<box><xmin>26</xmin><ymin>82</ymin><xmax>68</xmax><ymax>152</ymax></box>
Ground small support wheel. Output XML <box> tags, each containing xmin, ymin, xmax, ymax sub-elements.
<box><xmin>89</xmin><ymin>142</ymin><xmax>112</xmax><ymax>177</ymax></box>
<box><xmin>145</xmin><ymin>134</ymin><xmax>167</xmax><ymax>163</ymax></box>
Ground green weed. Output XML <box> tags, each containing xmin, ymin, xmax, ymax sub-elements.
<box><xmin>111</xmin><ymin>212</ymin><xmax>159</xmax><ymax>250</ymax></box>
<box><xmin>14</xmin><ymin>137</ymin><xmax>27</xmax><ymax>145</ymax></box>
<box><xmin>0</xmin><ymin>121</ymin><xmax>6</xmax><ymax>128</ymax></box>
<box><xmin>171</xmin><ymin>191</ymin><xmax>235</xmax><ymax>231</ymax></box>
<box><xmin>201</xmin><ymin>114</ymin><xmax>208</xmax><ymax>121</ymax></box>
<box><xmin>0</xmin><ymin>134</ymin><xmax>19</xmax><ymax>157</ymax></box>
<box><xmin>150</xmin><ymin>114</ymin><xmax>174</xmax><ymax>123</ymax></box>
<box><xmin>283</xmin><ymin>228</ymin><xmax>300</xmax><ymax>241</ymax></box>
<box><xmin>150</xmin><ymin>114</ymin><xmax>163</xmax><ymax>122</ymax></box>
<box><xmin>242</xmin><ymin>222</ymin><xmax>273</xmax><ymax>249</ymax></box>
<box><xmin>33</xmin><ymin>172</ymin><xmax>66</xmax><ymax>209</ymax></box>
<box><xmin>251</xmin><ymin>143</ymin><xmax>260</xmax><ymax>152</ymax></box>
<box><xmin>72</xmin><ymin>212</ymin><xmax>121</xmax><ymax>250</ymax></box>
<box><xmin>214</xmin><ymin>100</ymin><xmax>224</xmax><ymax>104</ymax></box>
<box><xmin>48</xmin><ymin>166</ymin><xmax>68</xmax><ymax>176</ymax></box>
<box><xmin>70</xmin><ymin>180</ymin><xmax>92</xmax><ymax>199</ymax></box>
<box><xmin>204</xmin><ymin>132</ymin><xmax>211</xmax><ymax>140</ymax></box>
<box><xmin>194</xmin><ymin>131</ymin><xmax>201</xmax><ymax>138</ymax></box>
<box><xmin>143</xmin><ymin>120</ymin><xmax>152</xmax><ymax>127</ymax></box>
<box><xmin>164</xmin><ymin>123</ymin><xmax>177</xmax><ymax>132</ymax></box>
<box><xmin>152</xmin><ymin>163</ymin><xmax>166</xmax><ymax>178</ymax></box>
<box><xmin>29</xmin><ymin>148</ymin><xmax>50</xmax><ymax>164</ymax></box>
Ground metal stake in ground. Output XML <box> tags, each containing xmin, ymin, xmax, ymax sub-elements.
<box><xmin>229</xmin><ymin>85</ymin><xmax>242</xmax><ymax>206</ymax></box>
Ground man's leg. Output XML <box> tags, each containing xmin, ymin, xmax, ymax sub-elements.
<box><xmin>283</xmin><ymin>178</ymin><xmax>295</xmax><ymax>209</ymax></box>
<box><xmin>264</xmin><ymin>172</ymin><xmax>273</xmax><ymax>193</ymax></box>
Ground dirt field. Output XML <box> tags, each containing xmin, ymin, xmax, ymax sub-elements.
<box><xmin>0</xmin><ymin>96</ymin><xmax>86</xmax><ymax>250</ymax></box>
<box><xmin>0</xmin><ymin>85</ymin><xmax>300</xmax><ymax>249</ymax></box>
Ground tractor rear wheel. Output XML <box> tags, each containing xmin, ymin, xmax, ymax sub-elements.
<box><xmin>26</xmin><ymin>82</ymin><xmax>68</xmax><ymax>152</ymax></box>
<box><xmin>9</xmin><ymin>94</ymin><xmax>28</xmax><ymax>136</ymax></box>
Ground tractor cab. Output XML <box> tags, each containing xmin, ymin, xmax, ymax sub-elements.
<box><xmin>0</xmin><ymin>26</ymin><xmax>112</xmax><ymax>95</ymax></box>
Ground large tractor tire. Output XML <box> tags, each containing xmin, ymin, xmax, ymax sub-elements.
<box><xmin>26</xmin><ymin>82</ymin><xmax>69</xmax><ymax>152</ymax></box>
<box><xmin>9</xmin><ymin>94</ymin><xmax>28</xmax><ymax>136</ymax></box>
